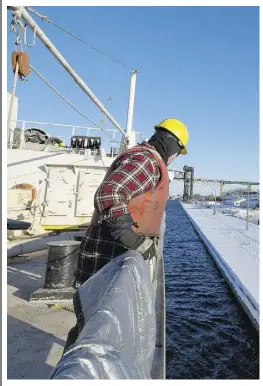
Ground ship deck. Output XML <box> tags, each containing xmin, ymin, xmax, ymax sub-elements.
<box><xmin>7</xmin><ymin>250</ymin><xmax>75</xmax><ymax>379</ymax></box>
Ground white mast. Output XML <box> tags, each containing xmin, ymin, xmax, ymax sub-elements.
<box><xmin>119</xmin><ymin>70</ymin><xmax>137</xmax><ymax>152</ymax></box>
<box><xmin>125</xmin><ymin>71</ymin><xmax>137</xmax><ymax>147</ymax></box>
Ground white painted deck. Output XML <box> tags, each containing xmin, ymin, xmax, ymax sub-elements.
<box><xmin>182</xmin><ymin>203</ymin><xmax>259</xmax><ymax>330</ymax></box>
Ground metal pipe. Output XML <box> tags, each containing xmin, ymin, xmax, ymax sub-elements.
<box><xmin>119</xmin><ymin>71</ymin><xmax>137</xmax><ymax>152</ymax></box>
<box><xmin>11</xmin><ymin>119</ymin><xmax>118</xmax><ymax>134</ymax></box>
<box><xmin>7</xmin><ymin>61</ymin><xmax>19</xmax><ymax>149</ymax></box>
<box><xmin>9</xmin><ymin>6</ymin><xmax>126</xmax><ymax>136</ymax></box>
<box><xmin>126</xmin><ymin>71</ymin><xmax>137</xmax><ymax>143</ymax></box>
<box><xmin>221</xmin><ymin>180</ymin><xmax>259</xmax><ymax>186</ymax></box>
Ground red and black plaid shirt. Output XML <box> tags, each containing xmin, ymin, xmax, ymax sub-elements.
<box><xmin>75</xmin><ymin>143</ymin><xmax>161</xmax><ymax>284</ymax></box>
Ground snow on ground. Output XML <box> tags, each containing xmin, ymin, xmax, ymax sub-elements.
<box><xmin>185</xmin><ymin>203</ymin><xmax>259</xmax><ymax>260</ymax></box>
<box><xmin>182</xmin><ymin>203</ymin><xmax>259</xmax><ymax>329</ymax></box>
<box><xmin>197</xmin><ymin>201</ymin><xmax>259</xmax><ymax>224</ymax></box>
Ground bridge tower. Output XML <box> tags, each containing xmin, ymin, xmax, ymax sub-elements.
<box><xmin>183</xmin><ymin>166</ymin><xmax>194</xmax><ymax>202</ymax></box>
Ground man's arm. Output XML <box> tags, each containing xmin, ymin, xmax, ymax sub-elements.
<box><xmin>94</xmin><ymin>149</ymin><xmax>160</xmax><ymax>219</ymax></box>
<box><xmin>94</xmin><ymin>149</ymin><xmax>161</xmax><ymax>259</ymax></box>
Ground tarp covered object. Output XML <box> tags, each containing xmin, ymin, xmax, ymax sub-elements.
<box><xmin>50</xmin><ymin>250</ymin><xmax>156</xmax><ymax>379</ymax></box>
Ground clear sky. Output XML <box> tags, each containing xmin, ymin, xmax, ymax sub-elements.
<box><xmin>7</xmin><ymin>6</ymin><xmax>259</xmax><ymax>193</ymax></box>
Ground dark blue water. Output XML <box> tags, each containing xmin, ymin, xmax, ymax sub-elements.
<box><xmin>165</xmin><ymin>201</ymin><xmax>259</xmax><ymax>379</ymax></box>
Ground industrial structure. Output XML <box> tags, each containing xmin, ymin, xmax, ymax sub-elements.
<box><xmin>168</xmin><ymin>167</ymin><xmax>259</xmax><ymax>202</ymax></box>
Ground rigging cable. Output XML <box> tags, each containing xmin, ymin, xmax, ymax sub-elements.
<box><xmin>25</xmin><ymin>6</ymin><xmax>137</xmax><ymax>72</ymax></box>
<box><xmin>30</xmin><ymin>64</ymin><xmax>116</xmax><ymax>139</ymax></box>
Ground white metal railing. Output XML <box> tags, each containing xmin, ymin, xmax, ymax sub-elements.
<box><xmin>8</xmin><ymin>120</ymin><xmax>144</xmax><ymax>156</ymax></box>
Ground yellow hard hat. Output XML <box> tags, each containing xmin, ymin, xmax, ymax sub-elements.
<box><xmin>155</xmin><ymin>118</ymin><xmax>189</xmax><ymax>155</ymax></box>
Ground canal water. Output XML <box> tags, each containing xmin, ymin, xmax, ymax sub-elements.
<box><xmin>164</xmin><ymin>200</ymin><xmax>259</xmax><ymax>379</ymax></box>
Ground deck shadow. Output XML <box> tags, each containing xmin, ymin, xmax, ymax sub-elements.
<box><xmin>7</xmin><ymin>315</ymin><xmax>65</xmax><ymax>379</ymax></box>
<box><xmin>7</xmin><ymin>260</ymin><xmax>46</xmax><ymax>302</ymax></box>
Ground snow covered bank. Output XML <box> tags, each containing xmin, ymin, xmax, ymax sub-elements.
<box><xmin>182</xmin><ymin>203</ymin><xmax>259</xmax><ymax>331</ymax></box>
<box><xmin>199</xmin><ymin>202</ymin><xmax>259</xmax><ymax>225</ymax></box>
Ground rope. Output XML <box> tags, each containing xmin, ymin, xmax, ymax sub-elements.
<box><xmin>30</xmin><ymin>64</ymin><xmax>115</xmax><ymax>139</ymax></box>
<box><xmin>7</xmin><ymin>61</ymin><xmax>19</xmax><ymax>149</ymax></box>
<box><xmin>26</xmin><ymin>6</ymin><xmax>137</xmax><ymax>71</ymax></box>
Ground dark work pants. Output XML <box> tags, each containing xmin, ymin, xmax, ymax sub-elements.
<box><xmin>63</xmin><ymin>323</ymin><xmax>79</xmax><ymax>354</ymax></box>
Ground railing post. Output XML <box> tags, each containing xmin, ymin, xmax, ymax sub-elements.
<box><xmin>112</xmin><ymin>130</ymin><xmax>116</xmax><ymax>157</ymax></box>
<box><xmin>220</xmin><ymin>181</ymin><xmax>224</xmax><ymax>198</ymax></box>
<box><xmin>20</xmin><ymin>121</ymin><xmax>26</xmax><ymax>149</ymax></box>
<box><xmin>213</xmin><ymin>186</ymin><xmax>216</xmax><ymax>215</ymax></box>
<box><xmin>246</xmin><ymin>184</ymin><xmax>251</xmax><ymax>231</ymax></box>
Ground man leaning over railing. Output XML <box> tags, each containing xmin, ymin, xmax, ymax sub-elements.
<box><xmin>64</xmin><ymin>118</ymin><xmax>190</xmax><ymax>351</ymax></box>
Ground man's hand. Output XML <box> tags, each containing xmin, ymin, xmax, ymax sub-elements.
<box><xmin>103</xmin><ymin>215</ymin><xmax>158</xmax><ymax>260</ymax></box>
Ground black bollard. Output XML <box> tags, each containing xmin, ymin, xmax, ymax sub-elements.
<box><xmin>44</xmin><ymin>241</ymin><xmax>80</xmax><ymax>289</ymax></box>
<box><xmin>30</xmin><ymin>240</ymin><xmax>80</xmax><ymax>302</ymax></box>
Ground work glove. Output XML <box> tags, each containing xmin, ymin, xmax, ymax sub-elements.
<box><xmin>103</xmin><ymin>215</ymin><xmax>158</xmax><ymax>260</ymax></box>
<box><xmin>118</xmin><ymin>228</ymin><xmax>158</xmax><ymax>260</ymax></box>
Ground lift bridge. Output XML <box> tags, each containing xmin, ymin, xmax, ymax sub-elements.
<box><xmin>168</xmin><ymin>166</ymin><xmax>260</xmax><ymax>202</ymax></box>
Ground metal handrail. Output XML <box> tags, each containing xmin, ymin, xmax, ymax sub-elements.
<box><xmin>10</xmin><ymin>119</ymin><xmax>119</xmax><ymax>132</ymax></box>
<box><xmin>8</xmin><ymin>119</ymin><xmax>144</xmax><ymax>151</ymax></box>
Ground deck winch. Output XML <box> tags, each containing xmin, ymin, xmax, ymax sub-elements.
<box><xmin>71</xmin><ymin>135</ymin><xmax>101</xmax><ymax>150</ymax></box>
